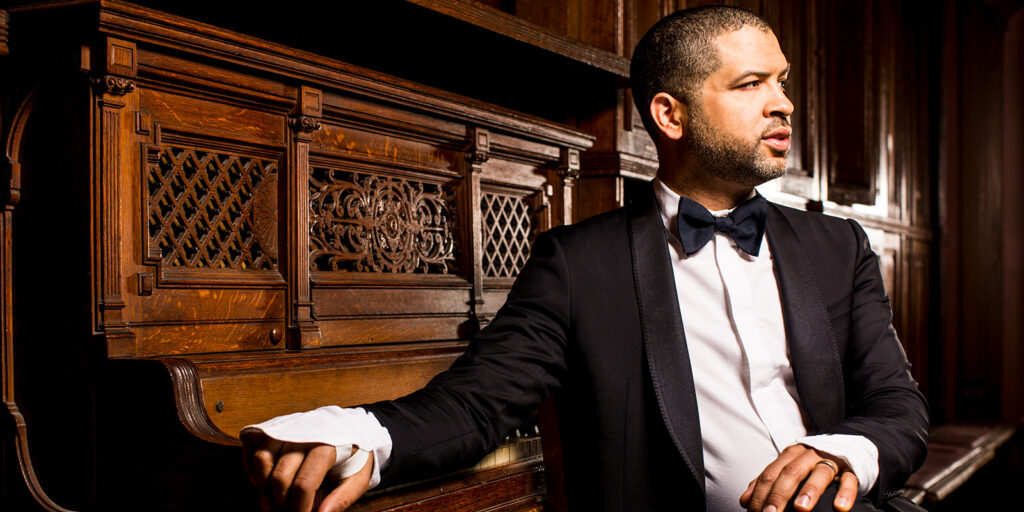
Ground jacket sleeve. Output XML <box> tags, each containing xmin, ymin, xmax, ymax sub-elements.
<box><xmin>825</xmin><ymin>219</ymin><xmax>929</xmax><ymax>504</ymax></box>
<box><xmin>363</xmin><ymin>230</ymin><xmax>571</xmax><ymax>485</ymax></box>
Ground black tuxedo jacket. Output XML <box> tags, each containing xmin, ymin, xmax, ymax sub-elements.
<box><xmin>366</xmin><ymin>188</ymin><xmax>928</xmax><ymax>511</ymax></box>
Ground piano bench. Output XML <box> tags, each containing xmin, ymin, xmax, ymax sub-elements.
<box><xmin>900</xmin><ymin>422</ymin><xmax>1017</xmax><ymax>505</ymax></box>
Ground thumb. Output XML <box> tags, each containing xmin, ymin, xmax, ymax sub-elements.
<box><xmin>318</xmin><ymin>452</ymin><xmax>374</xmax><ymax>512</ymax></box>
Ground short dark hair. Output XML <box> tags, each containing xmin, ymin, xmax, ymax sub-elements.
<box><xmin>630</xmin><ymin>5</ymin><xmax>773</xmax><ymax>138</ymax></box>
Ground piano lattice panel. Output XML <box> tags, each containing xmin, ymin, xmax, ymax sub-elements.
<box><xmin>147</xmin><ymin>146</ymin><xmax>279</xmax><ymax>270</ymax></box>
<box><xmin>481</xmin><ymin>192</ymin><xmax>532</xmax><ymax>278</ymax></box>
<box><xmin>309</xmin><ymin>166</ymin><xmax>458</xmax><ymax>274</ymax></box>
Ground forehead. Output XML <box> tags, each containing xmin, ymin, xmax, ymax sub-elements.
<box><xmin>710</xmin><ymin>26</ymin><xmax>789</xmax><ymax>77</ymax></box>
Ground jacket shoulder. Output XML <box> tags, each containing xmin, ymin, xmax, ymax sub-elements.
<box><xmin>544</xmin><ymin>203</ymin><xmax>632</xmax><ymax>247</ymax></box>
<box><xmin>769</xmin><ymin>201</ymin><xmax>863</xmax><ymax>250</ymax></box>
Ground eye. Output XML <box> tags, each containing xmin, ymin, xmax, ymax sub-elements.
<box><xmin>779</xmin><ymin>79</ymin><xmax>788</xmax><ymax>91</ymax></box>
<box><xmin>739</xmin><ymin>80</ymin><xmax>761</xmax><ymax>89</ymax></box>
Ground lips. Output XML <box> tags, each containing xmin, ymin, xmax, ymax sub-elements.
<box><xmin>762</xmin><ymin>127</ymin><xmax>792</xmax><ymax>152</ymax></box>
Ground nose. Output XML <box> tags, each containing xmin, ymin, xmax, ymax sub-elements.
<box><xmin>765</xmin><ymin>85</ymin><xmax>794</xmax><ymax>119</ymax></box>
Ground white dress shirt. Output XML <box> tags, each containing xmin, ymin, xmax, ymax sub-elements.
<box><xmin>653</xmin><ymin>179</ymin><xmax>877</xmax><ymax>511</ymax></box>
<box><xmin>244</xmin><ymin>180</ymin><xmax>879</xmax><ymax>507</ymax></box>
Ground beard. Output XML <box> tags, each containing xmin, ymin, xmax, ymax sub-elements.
<box><xmin>686</xmin><ymin>104</ymin><xmax>790</xmax><ymax>187</ymax></box>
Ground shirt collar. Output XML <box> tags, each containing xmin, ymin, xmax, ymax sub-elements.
<box><xmin>651</xmin><ymin>178</ymin><xmax>762</xmax><ymax>256</ymax></box>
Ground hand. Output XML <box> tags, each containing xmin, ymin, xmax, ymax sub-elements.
<box><xmin>739</xmin><ymin>444</ymin><xmax>858</xmax><ymax>512</ymax></box>
<box><xmin>242</xmin><ymin>431</ymin><xmax>374</xmax><ymax>512</ymax></box>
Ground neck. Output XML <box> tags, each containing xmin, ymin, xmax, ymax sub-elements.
<box><xmin>658</xmin><ymin>164</ymin><xmax>755</xmax><ymax>211</ymax></box>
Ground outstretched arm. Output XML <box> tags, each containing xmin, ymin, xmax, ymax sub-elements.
<box><xmin>239</xmin><ymin>230</ymin><xmax>574</xmax><ymax>507</ymax></box>
<box><xmin>364</xmin><ymin>231</ymin><xmax>572</xmax><ymax>484</ymax></box>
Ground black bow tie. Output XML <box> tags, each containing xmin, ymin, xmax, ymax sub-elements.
<box><xmin>677</xmin><ymin>193</ymin><xmax>767</xmax><ymax>256</ymax></box>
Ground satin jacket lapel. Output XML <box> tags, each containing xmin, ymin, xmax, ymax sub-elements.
<box><xmin>765</xmin><ymin>204</ymin><xmax>845</xmax><ymax>431</ymax></box>
<box><xmin>627</xmin><ymin>188</ymin><xmax>705</xmax><ymax>488</ymax></box>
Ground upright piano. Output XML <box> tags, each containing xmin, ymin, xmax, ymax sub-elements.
<box><xmin>0</xmin><ymin>2</ymin><xmax>621</xmax><ymax>509</ymax></box>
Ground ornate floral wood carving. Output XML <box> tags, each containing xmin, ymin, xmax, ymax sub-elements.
<box><xmin>290</xmin><ymin>115</ymin><xmax>322</xmax><ymax>133</ymax></box>
<box><xmin>481</xmin><ymin>191</ymin><xmax>534</xmax><ymax>279</ymax></box>
<box><xmin>147</xmin><ymin>146</ymin><xmax>279</xmax><ymax>270</ymax></box>
<box><xmin>309</xmin><ymin>166</ymin><xmax>457</xmax><ymax>274</ymax></box>
<box><xmin>94</xmin><ymin>75</ymin><xmax>137</xmax><ymax>96</ymax></box>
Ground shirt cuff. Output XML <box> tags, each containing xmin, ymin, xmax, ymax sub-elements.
<box><xmin>241</xmin><ymin>406</ymin><xmax>393</xmax><ymax>489</ymax></box>
<box><xmin>797</xmin><ymin>434</ymin><xmax>879</xmax><ymax>496</ymax></box>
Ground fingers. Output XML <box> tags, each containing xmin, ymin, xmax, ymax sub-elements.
<box><xmin>792</xmin><ymin>461</ymin><xmax>839</xmax><ymax>511</ymax></box>
<box><xmin>250</xmin><ymin>438</ymin><xmax>283</xmax><ymax>486</ymax></box>
<box><xmin>743</xmin><ymin>444</ymin><xmax>811</xmax><ymax>511</ymax></box>
<box><xmin>319</xmin><ymin>452</ymin><xmax>374</xmax><ymax>512</ymax></box>
<box><xmin>241</xmin><ymin>431</ymin><xmax>266</xmax><ymax>485</ymax></box>
<box><xmin>244</xmin><ymin>439</ymin><xmax>368</xmax><ymax>512</ymax></box>
<box><xmin>832</xmin><ymin>472</ymin><xmax>859</xmax><ymax>512</ymax></box>
<box><xmin>740</xmin><ymin>481</ymin><xmax>755</xmax><ymax>508</ymax></box>
<box><xmin>742</xmin><ymin>445</ymin><xmax>854</xmax><ymax>512</ymax></box>
<box><xmin>289</xmin><ymin>444</ymin><xmax>337</xmax><ymax>512</ymax></box>
<box><xmin>250</xmin><ymin>441</ymin><xmax>338</xmax><ymax>512</ymax></box>
<box><xmin>271</xmin><ymin>447</ymin><xmax>309</xmax><ymax>508</ymax></box>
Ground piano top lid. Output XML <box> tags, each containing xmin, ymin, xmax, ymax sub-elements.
<box><xmin>8</xmin><ymin>0</ymin><xmax>623</xmax><ymax>141</ymax></box>
<box><xmin>6</xmin><ymin>0</ymin><xmax>598</xmax><ymax>149</ymax></box>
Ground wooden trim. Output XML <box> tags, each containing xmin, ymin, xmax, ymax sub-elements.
<box><xmin>407</xmin><ymin>0</ymin><xmax>629</xmax><ymax>78</ymax></box>
<box><xmin>90</xmin><ymin>2</ymin><xmax>594</xmax><ymax>150</ymax></box>
<box><xmin>1</xmin><ymin>86</ymin><xmax>76</xmax><ymax>512</ymax></box>
<box><xmin>0</xmin><ymin>10</ymin><xmax>8</xmax><ymax>57</ymax></box>
<box><xmin>286</xmin><ymin>87</ymin><xmax>322</xmax><ymax>349</ymax></box>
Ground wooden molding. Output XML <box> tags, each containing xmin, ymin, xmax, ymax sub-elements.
<box><xmin>0</xmin><ymin>10</ymin><xmax>9</xmax><ymax>57</ymax></box>
<box><xmin>407</xmin><ymin>0</ymin><xmax>628</xmax><ymax>79</ymax></box>
<box><xmin>287</xmin><ymin>86</ymin><xmax>322</xmax><ymax>349</ymax></box>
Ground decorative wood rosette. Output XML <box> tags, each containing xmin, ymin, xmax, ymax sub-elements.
<box><xmin>309</xmin><ymin>166</ymin><xmax>458</xmax><ymax>274</ymax></box>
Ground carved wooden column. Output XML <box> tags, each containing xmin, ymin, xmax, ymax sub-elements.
<box><xmin>464</xmin><ymin>127</ymin><xmax>489</xmax><ymax>332</ymax></box>
<box><xmin>287</xmin><ymin>86</ymin><xmax>323</xmax><ymax>349</ymax></box>
<box><xmin>553</xmin><ymin>148</ymin><xmax>580</xmax><ymax>227</ymax></box>
<box><xmin>93</xmin><ymin>37</ymin><xmax>136</xmax><ymax>352</ymax></box>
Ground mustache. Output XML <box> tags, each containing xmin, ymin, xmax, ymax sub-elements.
<box><xmin>761</xmin><ymin>117</ymin><xmax>792</xmax><ymax>137</ymax></box>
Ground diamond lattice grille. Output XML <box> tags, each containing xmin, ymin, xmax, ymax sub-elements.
<box><xmin>147</xmin><ymin>147</ymin><xmax>278</xmax><ymax>270</ymax></box>
<box><xmin>481</xmin><ymin>192</ymin><xmax>532</xmax><ymax>278</ymax></box>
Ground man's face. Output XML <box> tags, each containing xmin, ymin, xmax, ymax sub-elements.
<box><xmin>685</xmin><ymin>26</ymin><xmax>794</xmax><ymax>187</ymax></box>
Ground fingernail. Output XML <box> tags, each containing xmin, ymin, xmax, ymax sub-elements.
<box><xmin>836</xmin><ymin>496</ymin><xmax>850</xmax><ymax>508</ymax></box>
<box><xmin>796</xmin><ymin>494</ymin><xmax>810</xmax><ymax>507</ymax></box>
<box><xmin>765</xmin><ymin>505</ymin><xmax>777</xmax><ymax>512</ymax></box>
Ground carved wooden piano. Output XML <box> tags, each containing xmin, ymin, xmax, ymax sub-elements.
<box><xmin>0</xmin><ymin>1</ymin><xmax>635</xmax><ymax>509</ymax></box>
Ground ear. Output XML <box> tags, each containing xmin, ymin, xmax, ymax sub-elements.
<box><xmin>649</xmin><ymin>92</ymin><xmax>688</xmax><ymax>141</ymax></box>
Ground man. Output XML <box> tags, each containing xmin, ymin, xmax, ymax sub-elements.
<box><xmin>241</xmin><ymin>6</ymin><xmax>928</xmax><ymax>512</ymax></box>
